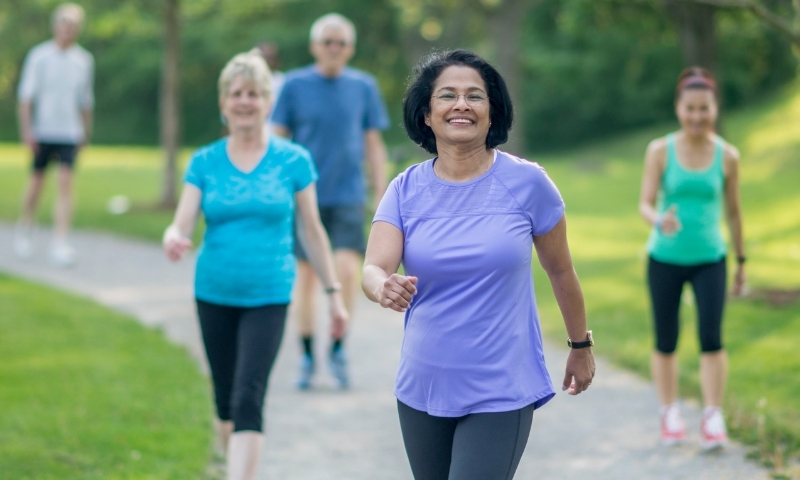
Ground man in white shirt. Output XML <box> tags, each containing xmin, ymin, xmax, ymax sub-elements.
<box><xmin>15</xmin><ymin>3</ymin><xmax>94</xmax><ymax>266</ymax></box>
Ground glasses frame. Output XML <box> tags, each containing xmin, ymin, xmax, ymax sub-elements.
<box><xmin>431</xmin><ymin>92</ymin><xmax>489</xmax><ymax>107</ymax></box>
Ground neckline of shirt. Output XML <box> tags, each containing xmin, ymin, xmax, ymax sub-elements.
<box><xmin>222</xmin><ymin>136</ymin><xmax>273</xmax><ymax>175</ymax></box>
<box><xmin>430</xmin><ymin>149</ymin><xmax>498</xmax><ymax>186</ymax></box>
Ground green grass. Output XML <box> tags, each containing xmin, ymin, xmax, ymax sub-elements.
<box><xmin>530</xmin><ymin>82</ymin><xmax>800</xmax><ymax>467</ymax></box>
<box><xmin>0</xmin><ymin>274</ymin><xmax>213</xmax><ymax>479</ymax></box>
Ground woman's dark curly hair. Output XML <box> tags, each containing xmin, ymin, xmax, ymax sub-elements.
<box><xmin>403</xmin><ymin>49</ymin><xmax>514</xmax><ymax>155</ymax></box>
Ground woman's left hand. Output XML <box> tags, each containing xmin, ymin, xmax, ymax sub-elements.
<box><xmin>329</xmin><ymin>292</ymin><xmax>350</xmax><ymax>339</ymax></box>
<box><xmin>731</xmin><ymin>264</ymin><xmax>747</xmax><ymax>297</ymax></box>
<box><xmin>562</xmin><ymin>348</ymin><xmax>596</xmax><ymax>396</ymax></box>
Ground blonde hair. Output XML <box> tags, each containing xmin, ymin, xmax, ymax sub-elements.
<box><xmin>310</xmin><ymin>13</ymin><xmax>356</xmax><ymax>45</ymax></box>
<box><xmin>218</xmin><ymin>49</ymin><xmax>273</xmax><ymax>100</ymax></box>
<box><xmin>52</xmin><ymin>3</ymin><xmax>85</xmax><ymax>28</ymax></box>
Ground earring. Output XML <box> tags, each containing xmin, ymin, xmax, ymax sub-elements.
<box><xmin>220</xmin><ymin>114</ymin><xmax>227</xmax><ymax>126</ymax></box>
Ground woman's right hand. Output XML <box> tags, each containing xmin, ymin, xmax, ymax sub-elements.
<box><xmin>375</xmin><ymin>274</ymin><xmax>418</xmax><ymax>312</ymax></box>
<box><xmin>163</xmin><ymin>227</ymin><xmax>193</xmax><ymax>262</ymax></box>
<box><xmin>658</xmin><ymin>205</ymin><xmax>682</xmax><ymax>236</ymax></box>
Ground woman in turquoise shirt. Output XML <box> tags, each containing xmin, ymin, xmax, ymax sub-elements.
<box><xmin>639</xmin><ymin>67</ymin><xmax>746</xmax><ymax>450</ymax></box>
<box><xmin>163</xmin><ymin>51</ymin><xmax>347</xmax><ymax>480</ymax></box>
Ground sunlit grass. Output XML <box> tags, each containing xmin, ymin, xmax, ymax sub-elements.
<box><xmin>0</xmin><ymin>274</ymin><xmax>213</xmax><ymax>479</ymax></box>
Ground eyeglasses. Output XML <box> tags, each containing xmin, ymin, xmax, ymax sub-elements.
<box><xmin>431</xmin><ymin>92</ymin><xmax>488</xmax><ymax>107</ymax></box>
<box><xmin>322</xmin><ymin>39</ymin><xmax>348</xmax><ymax>48</ymax></box>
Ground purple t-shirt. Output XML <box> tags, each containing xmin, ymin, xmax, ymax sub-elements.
<box><xmin>374</xmin><ymin>150</ymin><xmax>565</xmax><ymax>417</ymax></box>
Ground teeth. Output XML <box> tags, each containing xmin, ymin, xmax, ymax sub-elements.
<box><xmin>449</xmin><ymin>119</ymin><xmax>471</xmax><ymax>124</ymax></box>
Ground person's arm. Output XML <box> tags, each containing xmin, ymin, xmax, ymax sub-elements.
<box><xmin>533</xmin><ymin>215</ymin><xmax>595</xmax><ymax>395</ymax></box>
<box><xmin>639</xmin><ymin>138</ymin><xmax>680</xmax><ymax>235</ymax></box>
<box><xmin>163</xmin><ymin>184</ymin><xmax>202</xmax><ymax>262</ymax></box>
<box><xmin>272</xmin><ymin>124</ymin><xmax>291</xmax><ymax>139</ymax></box>
<box><xmin>362</xmin><ymin>221</ymin><xmax>417</xmax><ymax>311</ymax></box>
<box><xmin>364</xmin><ymin>129</ymin><xmax>389</xmax><ymax>210</ymax></box>
<box><xmin>295</xmin><ymin>183</ymin><xmax>349</xmax><ymax>338</ymax></box>
<box><xmin>723</xmin><ymin>145</ymin><xmax>746</xmax><ymax>296</ymax></box>
<box><xmin>80</xmin><ymin>108</ymin><xmax>93</xmax><ymax>147</ymax></box>
<box><xmin>17</xmin><ymin>101</ymin><xmax>37</xmax><ymax>154</ymax></box>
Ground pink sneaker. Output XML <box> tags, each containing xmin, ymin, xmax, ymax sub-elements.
<box><xmin>701</xmin><ymin>407</ymin><xmax>728</xmax><ymax>450</ymax></box>
<box><xmin>660</xmin><ymin>404</ymin><xmax>686</xmax><ymax>445</ymax></box>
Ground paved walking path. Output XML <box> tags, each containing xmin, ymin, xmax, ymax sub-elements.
<box><xmin>0</xmin><ymin>223</ymin><xmax>769</xmax><ymax>480</ymax></box>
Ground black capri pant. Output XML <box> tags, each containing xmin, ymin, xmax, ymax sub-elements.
<box><xmin>196</xmin><ymin>300</ymin><xmax>288</xmax><ymax>432</ymax></box>
<box><xmin>647</xmin><ymin>256</ymin><xmax>727</xmax><ymax>354</ymax></box>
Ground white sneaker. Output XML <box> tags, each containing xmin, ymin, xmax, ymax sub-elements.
<box><xmin>50</xmin><ymin>242</ymin><xmax>76</xmax><ymax>267</ymax></box>
<box><xmin>701</xmin><ymin>407</ymin><xmax>728</xmax><ymax>450</ymax></box>
<box><xmin>660</xmin><ymin>403</ymin><xmax>686</xmax><ymax>445</ymax></box>
<box><xmin>13</xmin><ymin>224</ymin><xmax>34</xmax><ymax>259</ymax></box>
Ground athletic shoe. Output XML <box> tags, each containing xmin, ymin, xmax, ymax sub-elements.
<box><xmin>660</xmin><ymin>403</ymin><xmax>686</xmax><ymax>445</ymax></box>
<box><xmin>297</xmin><ymin>354</ymin><xmax>315</xmax><ymax>390</ymax></box>
<box><xmin>328</xmin><ymin>347</ymin><xmax>350</xmax><ymax>389</ymax></box>
<box><xmin>701</xmin><ymin>407</ymin><xmax>728</xmax><ymax>450</ymax></box>
<box><xmin>13</xmin><ymin>223</ymin><xmax>33</xmax><ymax>260</ymax></box>
<box><xmin>50</xmin><ymin>242</ymin><xmax>76</xmax><ymax>267</ymax></box>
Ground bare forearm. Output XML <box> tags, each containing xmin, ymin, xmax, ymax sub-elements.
<box><xmin>639</xmin><ymin>201</ymin><xmax>659</xmax><ymax>226</ymax></box>
<box><xmin>81</xmin><ymin>109</ymin><xmax>93</xmax><ymax>143</ymax></box>
<box><xmin>18</xmin><ymin>102</ymin><xmax>33</xmax><ymax>139</ymax></box>
<box><xmin>366</xmin><ymin>136</ymin><xmax>388</xmax><ymax>202</ymax></box>
<box><xmin>299</xmin><ymin>219</ymin><xmax>340</xmax><ymax>290</ymax></box>
<box><xmin>726</xmin><ymin>211</ymin><xmax>745</xmax><ymax>258</ymax></box>
<box><xmin>548</xmin><ymin>268</ymin><xmax>589</xmax><ymax>341</ymax></box>
<box><xmin>362</xmin><ymin>264</ymin><xmax>390</xmax><ymax>303</ymax></box>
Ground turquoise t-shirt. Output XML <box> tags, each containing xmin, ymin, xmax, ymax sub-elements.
<box><xmin>184</xmin><ymin>136</ymin><xmax>318</xmax><ymax>307</ymax></box>
<box><xmin>647</xmin><ymin>134</ymin><xmax>727</xmax><ymax>265</ymax></box>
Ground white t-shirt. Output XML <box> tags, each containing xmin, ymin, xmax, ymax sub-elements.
<box><xmin>17</xmin><ymin>40</ymin><xmax>94</xmax><ymax>144</ymax></box>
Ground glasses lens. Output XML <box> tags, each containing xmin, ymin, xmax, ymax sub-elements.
<box><xmin>323</xmin><ymin>39</ymin><xmax>346</xmax><ymax>47</ymax></box>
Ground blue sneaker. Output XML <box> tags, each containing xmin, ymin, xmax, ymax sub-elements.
<box><xmin>328</xmin><ymin>347</ymin><xmax>350</xmax><ymax>389</ymax></box>
<box><xmin>297</xmin><ymin>354</ymin><xmax>315</xmax><ymax>390</ymax></box>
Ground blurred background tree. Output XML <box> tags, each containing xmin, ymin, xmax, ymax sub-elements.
<box><xmin>0</xmin><ymin>0</ymin><xmax>796</xmax><ymax>152</ymax></box>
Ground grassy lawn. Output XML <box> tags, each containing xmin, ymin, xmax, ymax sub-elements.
<box><xmin>531</xmin><ymin>83</ymin><xmax>800</xmax><ymax>467</ymax></box>
<box><xmin>0</xmin><ymin>274</ymin><xmax>213</xmax><ymax>479</ymax></box>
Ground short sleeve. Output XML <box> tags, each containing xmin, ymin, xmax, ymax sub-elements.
<box><xmin>526</xmin><ymin>164</ymin><xmax>565</xmax><ymax>237</ymax></box>
<box><xmin>270</xmin><ymin>79</ymin><xmax>293</xmax><ymax>130</ymax></box>
<box><xmin>290</xmin><ymin>148</ymin><xmax>318</xmax><ymax>192</ymax></box>
<box><xmin>373</xmin><ymin>177</ymin><xmax>403</xmax><ymax>231</ymax></box>
<box><xmin>363</xmin><ymin>77</ymin><xmax>390</xmax><ymax>131</ymax></box>
<box><xmin>17</xmin><ymin>50</ymin><xmax>38</xmax><ymax>101</ymax></box>
<box><xmin>183</xmin><ymin>152</ymin><xmax>205</xmax><ymax>191</ymax></box>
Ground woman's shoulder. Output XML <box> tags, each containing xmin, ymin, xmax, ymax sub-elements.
<box><xmin>190</xmin><ymin>138</ymin><xmax>227</xmax><ymax>164</ymax></box>
<box><xmin>269</xmin><ymin>135</ymin><xmax>311</xmax><ymax>158</ymax></box>
<box><xmin>715</xmin><ymin>135</ymin><xmax>741</xmax><ymax>164</ymax></box>
<box><xmin>494</xmin><ymin>151</ymin><xmax>554</xmax><ymax>184</ymax></box>
<box><xmin>389</xmin><ymin>159</ymin><xmax>434</xmax><ymax>192</ymax></box>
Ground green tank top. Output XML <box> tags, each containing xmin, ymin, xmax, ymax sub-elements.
<box><xmin>647</xmin><ymin>134</ymin><xmax>727</xmax><ymax>265</ymax></box>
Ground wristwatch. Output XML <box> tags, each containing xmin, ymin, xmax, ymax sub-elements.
<box><xmin>567</xmin><ymin>330</ymin><xmax>593</xmax><ymax>349</ymax></box>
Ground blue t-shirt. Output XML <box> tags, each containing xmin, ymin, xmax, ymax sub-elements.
<box><xmin>374</xmin><ymin>151</ymin><xmax>565</xmax><ymax>417</ymax></box>
<box><xmin>271</xmin><ymin>66</ymin><xmax>390</xmax><ymax>207</ymax></box>
<box><xmin>184</xmin><ymin>136</ymin><xmax>318</xmax><ymax>307</ymax></box>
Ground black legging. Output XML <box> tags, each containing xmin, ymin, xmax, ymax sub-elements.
<box><xmin>397</xmin><ymin>400</ymin><xmax>534</xmax><ymax>480</ymax></box>
<box><xmin>196</xmin><ymin>300</ymin><xmax>287</xmax><ymax>432</ymax></box>
<box><xmin>647</xmin><ymin>256</ymin><xmax>727</xmax><ymax>354</ymax></box>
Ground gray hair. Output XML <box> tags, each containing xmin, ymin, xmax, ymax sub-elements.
<box><xmin>309</xmin><ymin>13</ymin><xmax>356</xmax><ymax>45</ymax></box>
<box><xmin>52</xmin><ymin>3</ymin><xmax>85</xmax><ymax>28</ymax></box>
<box><xmin>218</xmin><ymin>49</ymin><xmax>273</xmax><ymax>100</ymax></box>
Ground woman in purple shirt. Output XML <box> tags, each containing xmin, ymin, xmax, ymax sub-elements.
<box><xmin>362</xmin><ymin>50</ymin><xmax>595</xmax><ymax>479</ymax></box>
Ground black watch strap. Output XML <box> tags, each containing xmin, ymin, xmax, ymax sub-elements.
<box><xmin>567</xmin><ymin>330</ymin><xmax>593</xmax><ymax>349</ymax></box>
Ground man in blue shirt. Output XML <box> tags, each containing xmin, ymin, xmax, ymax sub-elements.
<box><xmin>272</xmin><ymin>13</ymin><xmax>390</xmax><ymax>389</ymax></box>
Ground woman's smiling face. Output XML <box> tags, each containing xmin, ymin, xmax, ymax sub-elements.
<box><xmin>425</xmin><ymin>66</ymin><xmax>491</xmax><ymax>150</ymax></box>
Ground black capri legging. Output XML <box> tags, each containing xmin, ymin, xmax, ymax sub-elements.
<box><xmin>647</xmin><ymin>256</ymin><xmax>727</xmax><ymax>354</ymax></box>
<box><xmin>196</xmin><ymin>300</ymin><xmax>288</xmax><ymax>432</ymax></box>
<box><xmin>397</xmin><ymin>400</ymin><xmax>534</xmax><ymax>480</ymax></box>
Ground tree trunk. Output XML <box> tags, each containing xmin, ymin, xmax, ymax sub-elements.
<box><xmin>486</xmin><ymin>0</ymin><xmax>532</xmax><ymax>154</ymax></box>
<box><xmin>665</xmin><ymin>1</ymin><xmax>718</xmax><ymax>70</ymax></box>
<box><xmin>159</xmin><ymin>0</ymin><xmax>181</xmax><ymax>209</ymax></box>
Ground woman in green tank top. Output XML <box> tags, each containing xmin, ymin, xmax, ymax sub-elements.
<box><xmin>638</xmin><ymin>68</ymin><xmax>746</xmax><ymax>450</ymax></box>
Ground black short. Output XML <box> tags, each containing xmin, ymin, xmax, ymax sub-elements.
<box><xmin>647</xmin><ymin>256</ymin><xmax>727</xmax><ymax>354</ymax></box>
<box><xmin>32</xmin><ymin>143</ymin><xmax>78</xmax><ymax>172</ymax></box>
<box><xmin>295</xmin><ymin>205</ymin><xmax>365</xmax><ymax>260</ymax></box>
